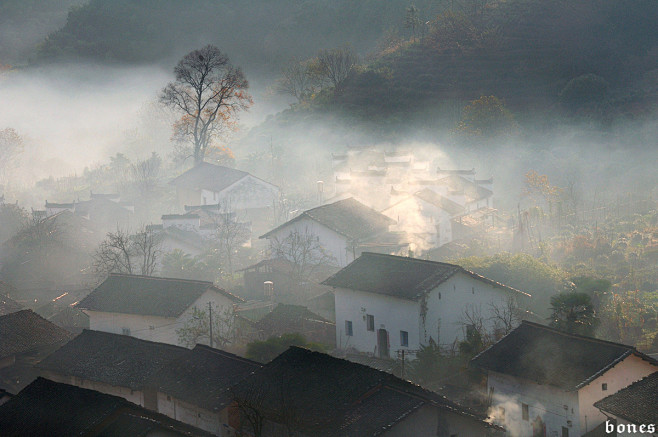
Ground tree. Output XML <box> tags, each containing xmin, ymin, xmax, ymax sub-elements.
<box><xmin>177</xmin><ymin>303</ymin><xmax>236</xmax><ymax>348</ymax></box>
<box><xmin>0</xmin><ymin>197</ymin><xmax>27</xmax><ymax>244</ymax></box>
<box><xmin>489</xmin><ymin>295</ymin><xmax>520</xmax><ymax>337</ymax></box>
<box><xmin>160</xmin><ymin>45</ymin><xmax>251</xmax><ymax>166</ymax></box>
<box><xmin>313</xmin><ymin>46</ymin><xmax>358</xmax><ymax>95</ymax></box>
<box><xmin>130</xmin><ymin>152</ymin><xmax>162</xmax><ymax>195</ymax></box>
<box><xmin>93</xmin><ymin>226</ymin><xmax>162</xmax><ymax>277</ymax></box>
<box><xmin>269</xmin><ymin>229</ymin><xmax>337</xmax><ymax>294</ymax></box>
<box><xmin>549</xmin><ymin>291</ymin><xmax>599</xmax><ymax>336</ymax></box>
<box><xmin>276</xmin><ymin>58</ymin><xmax>318</xmax><ymax>103</ymax></box>
<box><xmin>209</xmin><ymin>202</ymin><xmax>251</xmax><ymax>276</ymax></box>
<box><xmin>405</xmin><ymin>5</ymin><xmax>421</xmax><ymax>41</ymax></box>
<box><xmin>456</xmin><ymin>95</ymin><xmax>517</xmax><ymax>136</ymax></box>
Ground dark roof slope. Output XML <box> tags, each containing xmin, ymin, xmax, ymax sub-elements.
<box><xmin>0</xmin><ymin>310</ymin><xmax>73</xmax><ymax>358</ymax></box>
<box><xmin>471</xmin><ymin>321</ymin><xmax>658</xmax><ymax>391</ymax></box>
<box><xmin>36</xmin><ymin>330</ymin><xmax>188</xmax><ymax>390</ymax></box>
<box><xmin>322</xmin><ymin>252</ymin><xmax>529</xmax><ymax>300</ymax></box>
<box><xmin>0</xmin><ymin>377</ymin><xmax>213</xmax><ymax>437</ymax></box>
<box><xmin>146</xmin><ymin>345</ymin><xmax>260</xmax><ymax>412</ymax></box>
<box><xmin>170</xmin><ymin>162</ymin><xmax>248</xmax><ymax>192</ymax></box>
<box><xmin>594</xmin><ymin>372</ymin><xmax>658</xmax><ymax>425</ymax></box>
<box><xmin>77</xmin><ymin>273</ymin><xmax>241</xmax><ymax>317</ymax></box>
<box><xmin>260</xmin><ymin>198</ymin><xmax>394</xmax><ymax>240</ymax></box>
<box><xmin>256</xmin><ymin>304</ymin><xmax>329</xmax><ymax>331</ymax></box>
<box><xmin>231</xmin><ymin>347</ymin><xmax>496</xmax><ymax>437</ymax></box>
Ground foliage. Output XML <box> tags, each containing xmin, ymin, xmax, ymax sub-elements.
<box><xmin>245</xmin><ymin>333</ymin><xmax>326</xmax><ymax>363</ymax></box>
<box><xmin>407</xmin><ymin>338</ymin><xmax>464</xmax><ymax>387</ymax></box>
<box><xmin>0</xmin><ymin>197</ymin><xmax>27</xmax><ymax>245</ymax></box>
<box><xmin>597</xmin><ymin>290</ymin><xmax>657</xmax><ymax>347</ymax></box>
<box><xmin>177</xmin><ymin>303</ymin><xmax>236</xmax><ymax>348</ymax></box>
<box><xmin>549</xmin><ymin>291</ymin><xmax>599</xmax><ymax>336</ymax></box>
<box><xmin>160</xmin><ymin>45</ymin><xmax>251</xmax><ymax>166</ymax></box>
<box><xmin>276</xmin><ymin>58</ymin><xmax>319</xmax><ymax>103</ymax></box>
<box><xmin>456</xmin><ymin>95</ymin><xmax>517</xmax><ymax>137</ymax></box>
<box><xmin>312</xmin><ymin>46</ymin><xmax>358</xmax><ymax>96</ymax></box>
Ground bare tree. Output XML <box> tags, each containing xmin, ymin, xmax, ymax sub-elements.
<box><xmin>176</xmin><ymin>303</ymin><xmax>236</xmax><ymax>348</ymax></box>
<box><xmin>130</xmin><ymin>152</ymin><xmax>162</xmax><ymax>195</ymax></box>
<box><xmin>313</xmin><ymin>46</ymin><xmax>358</xmax><ymax>95</ymax></box>
<box><xmin>270</xmin><ymin>228</ymin><xmax>337</xmax><ymax>292</ymax></box>
<box><xmin>93</xmin><ymin>226</ymin><xmax>162</xmax><ymax>277</ymax></box>
<box><xmin>489</xmin><ymin>295</ymin><xmax>520</xmax><ymax>338</ymax></box>
<box><xmin>209</xmin><ymin>201</ymin><xmax>251</xmax><ymax>276</ymax></box>
<box><xmin>160</xmin><ymin>45</ymin><xmax>252</xmax><ymax>166</ymax></box>
<box><xmin>276</xmin><ymin>58</ymin><xmax>318</xmax><ymax>103</ymax></box>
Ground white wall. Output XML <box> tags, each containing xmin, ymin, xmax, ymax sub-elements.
<box><xmin>334</xmin><ymin>288</ymin><xmax>420</xmax><ymax>355</ymax></box>
<box><xmin>488</xmin><ymin>371</ymin><xmax>580</xmax><ymax>437</ymax></box>
<box><xmin>422</xmin><ymin>272</ymin><xmax>521</xmax><ymax>347</ymax></box>
<box><xmin>43</xmin><ymin>371</ymin><xmax>144</xmax><ymax>406</ymax></box>
<box><xmin>577</xmin><ymin>355</ymin><xmax>657</xmax><ymax>434</ymax></box>
<box><xmin>218</xmin><ymin>175</ymin><xmax>280</xmax><ymax>211</ymax></box>
<box><xmin>384</xmin><ymin>404</ymin><xmax>493</xmax><ymax>437</ymax></box>
<box><xmin>266</xmin><ymin>216</ymin><xmax>352</xmax><ymax>267</ymax></box>
<box><xmin>86</xmin><ymin>289</ymin><xmax>237</xmax><ymax>347</ymax></box>
<box><xmin>156</xmin><ymin>392</ymin><xmax>225</xmax><ymax>435</ymax></box>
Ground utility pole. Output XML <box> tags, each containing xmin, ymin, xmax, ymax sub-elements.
<box><xmin>208</xmin><ymin>302</ymin><xmax>213</xmax><ymax>348</ymax></box>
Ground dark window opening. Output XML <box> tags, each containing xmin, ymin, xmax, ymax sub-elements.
<box><xmin>366</xmin><ymin>314</ymin><xmax>374</xmax><ymax>331</ymax></box>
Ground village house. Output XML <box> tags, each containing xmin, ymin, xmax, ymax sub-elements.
<box><xmin>471</xmin><ymin>321</ymin><xmax>658</xmax><ymax>437</ymax></box>
<box><xmin>170</xmin><ymin>162</ymin><xmax>280</xmax><ymax>237</ymax></box>
<box><xmin>323</xmin><ymin>252</ymin><xmax>530</xmax><ymax>357</ymax></box>
<box><xmin>593</xmin><ymin>371</ymin><xmax>657</xmax><ymax>436</ymax></box>
<box><xmin>76</xmin><ymin>273</ymin><xmax>243</xmax><ymax>346</ymax></box>
<box><xmin>0</xmin><ymin>310</ymin><xmax>73</xmax><ymax>392</ymax></box>
<box><xmin>45</xmin><ymin>192</ymin><xmax>134</xmax><ymax>232</ymax></box>
<box><xmin>230</xmin><ymin>346</ymin><xmax>504</xmax><ymax>436</ymax></box>
<box><xmin>254</xmin><ymin>303</ymin><xmax>335</xmax><ymax>346</ymax></box>
<box><xmin>0</xmin><ymin>377</ymin><xmax>214</xmax><ymax>436</ymax></box>
<box><xmin>36</xmin><ymin>329</ymin><xmax>188</xmax><ymax>407</ymax></box>
<box><xmin>260</xmin><ymin>198</ymin><xmax>406</xmax><ymax>268</ymax></box>
<box><xmin>144</xmin><ymin>344</ymin><xmax>261</xmax><ymax>436</ymax></box>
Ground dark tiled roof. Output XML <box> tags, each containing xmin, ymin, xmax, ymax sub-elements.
<box><xmin>160</xmin><ymin>226</ymin><xmax>208</xmax><ymax>251</ymax></box>
<box><xmin>594</xmin><ymin>372</ymin><xmax>658</xmax><ymax>425</ymax></box>
<box><xmin>471</xmin><ymin>321</ymin><xmax>658</xmax><ymax>390</ymax></box>
<box><xmin>438</xmin><ymin>174</ymin><xmax>493</xmax><ymax>201</ymax></box>
<box><xmin>236</xmin><ymin>257</ymin><xmax>295</xmax><ymax>273</ymax></box>
<box><xmin>77</xmin><ymin>273</ymin><xmax>241</xmax><ymax>318</ymax></box>
<box><xmin>0</xmin><ymin>294</ymin><xmax>22</xmax><ymax>316</ymax></box>
<box><xmin>36</xmin><ymin>330</ymin><xmax>188</xmax><ymax>390</ymax></box>
<box><xmin>322</xmin><ymin>252</ymin><xmax>529</xmax><ymax>300</ymax></box>
<box><xmin>170</xmin><ymin>162</ymin><xmax>248</xmax><ymax>192</ymax></box>
<box><xmin>255</xmin><ymin>304</ymin><xmax>329</xmax><ymax>332</ymax></box>
<box><xmin>0</xmin><ymin>310</ymin><xmax>73</xmax><ymax>359</ymax></box>
<box><xmin>146</xmin><ymin>345</ymin><xmax>260</xmax><ymax>412</ymax></box>
<box><xmin>0</xmin><ymin>377</ymin><xmax>213</xmax><ymax>437</ymax></box>
<box><xmin>231</xmin><ymin>347</ymin><xmax>495</xmax><ymax>437</ymax></box>
<box><xmin>261</xmin><ymin>198</ymin><xmax>394</xmax><ymax>240</ymax></box>
<box><xmin>414</xmin><ymin>189</ymin><xmax>465</xmax><ymax>216</ymax></box>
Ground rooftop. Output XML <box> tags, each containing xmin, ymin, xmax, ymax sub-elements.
<box><xmin>0</xmin><ymin>310</ymin><xmax>73</xmax><ymax>359</ymax></box>
<box><xmin>0</xmin><ymin>377</ymin><xmax>213</xmax><ymax>436</ymax></box>
<box><xmin>76</xmin><ymin>273</ymin><xmax>241</xmax><ymax>318</ymax></box>
<box><xmin>146</xmin><ymin>344</ymin><xmax>260</xmax><ymax>412</ymax></box>
<box><xmin>231</xmin><ymin>347</ymin><xmax>495</xmax><ymax>436</ymax></box>
<box><xmin>170</xmin><ymin>162</ymin><xmax>249</xmax><ymax>192</ymax></box>
<box><xmin>471</xmin><ymin>321</ymin><xmax>658</xmax><ymax>391</ymax></box>
<box><xmin>261</xmin><ymin>198</ymin><xmax>394</xmax><ymax>241</ymax></box>
<box><xmin>255</xmin><ymin>304</ymin><xmax>330</xmax><ymax>331</ymax></box>
<box><xmin>36</xmin><ymin>330</ymin><xmax>188</xmax><ymax>390</ymax></box>
<box><xmin>322</xmin><ymin>252</ymin><xmax>529</xmax><ymax>300</ymax></box>
<box><xmin>593</xmin><ymin>371</ymin><xmax>658</xmax><ymax>425</ymax></box>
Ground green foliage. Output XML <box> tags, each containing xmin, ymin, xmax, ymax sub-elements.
<box><xmin>245</xmin><ymin>333</ymin><xmax>326</xmax><ymax>363</ymax></box>
<box><xmin>549</xmin><ymin>291</ymin><xmax>599</xmax><ymax>337</ymax></box>
<box><xmin>455</xmin><ymin>253</ymin><xmax>569</xmax><ymax>316</ymax></box>
<box><xmin>407</xmin><ymin>338</ymin><xmax>465</xmax><ymax>386</ymax></box>
<box><xmin>458</xmin><ymin>325</ymin><xmax>485</xmax><ymax>358</ymax></box>
<box><xmin>456</xmin><ymin>95</ymin><xmax>517</xmax><ymax>137</ymax></box>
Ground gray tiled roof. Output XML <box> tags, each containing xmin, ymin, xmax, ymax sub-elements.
<box><xmin>77</xmin><ymin>273</ymin><xmax>242</xmax><ymax>318</ymax></box>
<box><xmin>0</xmin><ymin>310</ymin><xmax>73</xmax><ymax>359</ymax></box>
<box><xmin>594</xmin><ymin>372</ymin><xmax>658</xmax><ymax>425</ymax></box>
<box><xmin>36</xmin><ymin>330</ymin><xmax>188</xmax><ymax>390</ymax></box>
<box><xmin>472</xmin><ymin>321</ymin><xmax>658</xmax><ymax>390</ymax></box>
<box><xmin>170</xmin><ymin>162</ymin><xmax>248</xmax><ymax>192</ymax></box>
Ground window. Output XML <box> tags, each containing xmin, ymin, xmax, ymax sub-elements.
<box><xmin>562</xmin><ymin>426</ymin><xmax>569</xmax><ymax>437</ymax></box>
<box><xmin>366</xmin><ymin>314</ymin><xmax>374</xmax><ymax>331</ymax></box>
<box><xmin>400</xmin><ymin>330</ymin><xmax>409</xmax><ymax>347</ymax></box>
<box><xmin>602</xmin><ymin>383</ymin><xmax>608</xmax><ymax>391</ymax></box>
<box><xmin>122</xmin><ymin>328</ymin><xmax>131</xmax><ymax>336</ymax></box>
<box><xmin>522</xmin><ymin>403</ymin><xmax>529</xmax><ymax>421</ymax></box>
<box><xmin>345</xmin><ymin>321</ymin><xmax>353</xmax><ymax>336</ymax></box>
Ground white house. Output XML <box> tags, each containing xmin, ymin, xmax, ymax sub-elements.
<box><xmin>471</xmin><ymin>321</ymin><xmax>658</xmax><ymax>437</ymax></box>
<box><xmin>593</xmin><ymin>372</ymin><xmax>657</xmax><ymax>436</ymax></box>
<box><xmin>322</xmin><ymin>252</ymin><xmax>531</xmax><ymax>357</ymax></box>
<box><xmin>260</xmin><ymin>198</ymin><xmax>403</xmax><ymax>268</ymax></box>
<box><xmin>76</xmin><ymin>273</ymin><xmax>244</xmax><ymax>346</ymax></box>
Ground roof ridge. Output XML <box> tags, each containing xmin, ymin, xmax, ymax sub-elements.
<box><xmin>194</xmin><ymin>344</ymin><xmax>261</xmax><ymax>366</ymax></box>
<box><xmin>107</xmin><ymin>272</ymin><xmax>214</xmax><ymax>286</ymax></box>
<box><xmin>76</xmin><ymin>329</ymin><xmax>189</xmax><ymax>351</ymax></box>
<box><xmin>520</xmin><ymin>320</ymin><xmax>638</xmax><ymax>350</ymax></box>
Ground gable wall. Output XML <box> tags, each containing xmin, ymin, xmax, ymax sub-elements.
<box><xmin>384</xmin><ymin>404</ymin><xmax>493</xmax><ymax>437</ymax></box>
<box><xmin>40</xmin><ymin>370</ymin><xmax>144</xmax><ymax>406</ymax></box>
<box><xmin>217</xmin><ymin>175</ymin><xmax>280</xmax><ymax>211</ymax></box>
<box><xmin>577</xmin><ymin>354</ymin><xmax>657</xmax><ymax>434</ymax></box>
<box><xmin>423</xmin><ymin>272</ymin><xmax>521</xmax><ymax>347</ymax></box>
<box><xmin>86</xmin><ymin>311</ymin><xmax>179</xmax><ymax>345</ymax></box>
<box><xmin>156</xmin><ymin>392</ymin><xmax>224</xmax><ymax>435</ymax></box>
